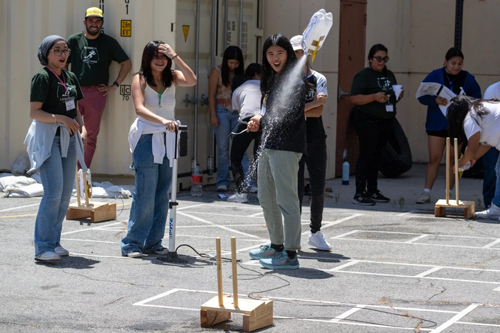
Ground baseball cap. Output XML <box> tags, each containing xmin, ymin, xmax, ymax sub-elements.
<box><xmin>86</xmin><ymin>7</ymin><xmax>103</xmax><ymax>18</ymax></box>
<box><xmin>290</xmin><ymin>35</ymin><xmax>304</xmax><ymax>51</ymax></box>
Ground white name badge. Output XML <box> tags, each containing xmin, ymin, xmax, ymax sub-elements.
<box><xmin>385</xmin><ymin>104</ymin><xmax>394</xmax><ymax>112</ymax></box>
<box><xmin>65</xmin><ymin>98</ymin><xmax>75</xmax><ymax>111</ymax></box>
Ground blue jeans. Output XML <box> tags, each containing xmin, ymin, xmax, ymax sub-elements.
<box><xmin>483</xmin><ymin>147</ymin><xmax>499</xmax><ymax>207</ymax></box>
<box><xmin>213</xmin><ymin>105</ymin><xmax>249</xmax><ymax>187</ymax></box>
<box><xmin>490</xmin><ymin>149</ymin><xmax>500</xmax><ymax>208</ymax></box>
<box><xmin>121</xmin><ymin>134</ymin><xmax>173</xmax><ymax>255</ymax></box>
<box><xmin>34</xmin><ymin>136</ymin><xmax>77</xmax><ymax>258</ymax></box>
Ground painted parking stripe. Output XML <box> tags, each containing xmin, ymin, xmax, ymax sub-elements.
<box><xmin>330</xmin><ymin>305</ymin><xmax>366</xmax><ymax>323</ymax></box>
<box><xmin>430</xmin><ymin>303</ymin><xmax>479</xmax><ymax>333</ymax></box>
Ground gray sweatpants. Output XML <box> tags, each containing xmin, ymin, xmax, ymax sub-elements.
<box><xmin>257</xmin><ymin>149</ymin><xmax>302</xmax><ymax>251</ymax></box>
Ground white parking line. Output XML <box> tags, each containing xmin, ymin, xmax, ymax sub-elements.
<box><xmin>331</xmin><ymin>230</ymin><xmax>359</xmax><ymax>239</ymax></box>
<box><xmin>0</xmin><ymin>203</ymin><xmax>40</xmax><ymax>213</ymax></box>
<box><xmin>330</xmin><ymin>304</ymin><xmax>366</xmax><ymax>322</ymax></box>
<box><xmin>405</xmin><ymin>234</ymin><xmax>429</xmax><ymax>243</ymax></box>
<box><xmin>482</xmin><ymin>239</ymin><xmax>500</xmax><ymax>249</ymax></box>
<box><xmin>414</xmin><ymin>267</ymin><xmax>443</xmax><ymax>278</ymax></box>
<box><xmin>430</xmin><ymin>303</ymin><xmax>479</xmax><ymax>333</ymax></box>
<box><xmin>61</xmin><ymin>222</ymin><xmax>123</xmax><ymax>235</ymax></box>
<box><xmin>178</xmin><ymin>211</ymin><xmax>265</xmax><ymax>240</ymax></box>
<box><xmin>329</xmin><ymin>260</ymin><xmax>360</xmax><ymax>272</ymax></box>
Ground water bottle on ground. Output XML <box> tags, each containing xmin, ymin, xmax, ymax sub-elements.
<box><xmin>191</xmin><ymin>164</ymin><xmax>203</xmax><ymax>197</ymax></box>
<box><xmin>342</xmin><ymin>157</ymin><xmax>350</xmax><ymax>185</ymax></box>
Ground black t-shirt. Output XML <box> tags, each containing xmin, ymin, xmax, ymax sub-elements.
<box><xmin>350</xmin><ymin>66</ymin><xmax>398</xmax><ymax>119</ymax></box>
<box><xmin>442</xmin><ymin>68</ymin><xmax>467</xmax><ymax>95</ymax></box>
<box><xmin>30</xmin><ymin>68</ymin><xmax>84</xmax><ymax>119</ymax></box>
<box><xmin>305</xmin><ymin>71</ymin><xmax>327</xmax><ymax>143</ymax></box>
<box><xmin>261</xmin><ymin>73</ymin><xmax>307</xmax><ymax>153</ymax></box>
<box><xmin>67</xmin><ymin>32</ymin><xmax>129</xmax><ymax>86</ymax></box>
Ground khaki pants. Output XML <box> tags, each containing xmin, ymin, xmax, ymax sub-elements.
<box><xmin>257</xmin><ymin>149</ymin><xmax>302</xmax><ymax>251</ymax></box>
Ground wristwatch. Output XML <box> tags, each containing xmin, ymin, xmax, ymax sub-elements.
<box><xmin>113</xmin><ymin>81</ymin><xmax>119</xmax><ymax>87</ymax></box>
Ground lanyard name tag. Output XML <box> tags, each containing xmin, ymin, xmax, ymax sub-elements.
<box><xmin>386</xmin><ymin>104</ymin><xmax>394</xmax><ymax>112</ymax></box>
<box><xmin>65</xmin><ymin>98</ymin><xmax>75</xmax><ymax>111</ymax></box>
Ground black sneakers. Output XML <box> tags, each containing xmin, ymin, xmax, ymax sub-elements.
<box><xmin>352</xmin><ymin>193</ymin><xmax>376</xmax><ymax>206</ymax></box>
<box><xmin>370</xmin><ymin>190</ymin><xmax>390</xmax><ymax>203</ymax></box>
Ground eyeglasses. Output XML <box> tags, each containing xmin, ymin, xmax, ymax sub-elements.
<box><xmin>50</xmin><ymin>49</ymin><xmax>71</xmax><ymax>56</ymax></box>
<box><xmin>373</xmin><ymin>56</ymin><xmax>389</xmax><ymax>63</ymax></box>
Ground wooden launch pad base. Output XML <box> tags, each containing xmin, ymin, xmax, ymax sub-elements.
<box><xmin>200</xmin><ymin>295</ymin><xmax>273</xmax><ymax>332</ymax></box>
<box><xmin>66</xmin><ymin>201</ymin><xmax>117</xmax><ymax>222</ymax></box>
<box><xmin>434</xmin><ymin>199</ymin><xmax>475</xmax><ymax>218</ymax></box>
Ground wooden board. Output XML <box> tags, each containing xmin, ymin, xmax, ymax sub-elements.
<box><xmin>200</xmin><ymin>295</ymin><xmax>273</xmax><ymax>332</ymax></box>
<box><xmin>66</xmin><ymin>202</ymin><xmax>117</xmax><ymax>222</ymax></box>
<box><xmin>434</xmin><ymin>199</ymin><xmax>475</xmax><ymax>218</ymax></box>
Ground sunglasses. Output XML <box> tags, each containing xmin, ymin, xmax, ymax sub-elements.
<box><xmin>373</xmin><ymin>56</ymin><xmax>390</xmax><ymax>63</ymax></box>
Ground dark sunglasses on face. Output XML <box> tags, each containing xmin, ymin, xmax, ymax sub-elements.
<box><xmin>373</xmin><ymin>56</ymin><xmax>389</xmax><ymax>63</ymax></box>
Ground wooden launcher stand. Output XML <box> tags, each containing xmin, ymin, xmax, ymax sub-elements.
<box><xmin>435</xmin><ymin>138</ymin><xmax>475</xmax><ymax>218</ymax></box>
<box><xmin>200</xmin><ymin>237</ymin><xmax>273</xmax><ymax>332</ymax></box>
<box><xmin>66</xmin><ymin>170</ymin><xmax>116</xmax><ymax>223</ymax></box>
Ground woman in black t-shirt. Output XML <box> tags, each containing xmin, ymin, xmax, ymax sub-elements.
<box><xmin>350</xmin><ymin>44</ymin><xmax>404</xmax><ymax>206</ymax></box>
<box><xmin>28</xmin><ymin>35</ymin><xmax>85</xmax><ymax>261</ymax></box>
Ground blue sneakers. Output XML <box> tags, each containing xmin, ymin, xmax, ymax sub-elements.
<box><xmin>259</xmin><ymin>251</ymin><xmax>299</xmax><ymax>270</ymax></box>
<box><xmin>249</xmin><ymin>244</ymin><xmax>277</xmax><ymax>260</ymax></box>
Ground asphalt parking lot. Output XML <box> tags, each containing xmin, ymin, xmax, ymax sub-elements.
<box><xmin>1</xmin><ymin>164</ymin><xmax>500</xmax><ymax>332</ymax></box>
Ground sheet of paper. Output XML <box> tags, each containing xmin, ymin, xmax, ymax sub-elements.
<box><xmin>393</xmin><ymin>85</ymin><xmax>403</xmax><ymax>100</ymax></box>
<box><xmin>415</xmin><ymin>82</ymin><xmax>442</xmax><ymax>98</ymax></box>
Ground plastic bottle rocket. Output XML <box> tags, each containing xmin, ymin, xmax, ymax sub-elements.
<box><xmin>191</xmin><ymin>164</ymin><xmax>203</xmax><ymax>197</ymax></box>
<box><xmin>342</xmin><ymin>156</ymin><xmax>350</xmax><ymax>185</ymax></box>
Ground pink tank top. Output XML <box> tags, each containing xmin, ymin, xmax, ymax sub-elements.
<box><xmin>215</xmin><ymin>66</ymin><xmax>232</xmax><ymax>108</ymax></box>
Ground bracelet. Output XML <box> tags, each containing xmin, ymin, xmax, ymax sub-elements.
<box><xmin>113</xmin><ymin>81</ymin><xmax>119</xmax><ymax>87</ymax></box>
<box><xmin>171</xmin><ymin>54</ymin><xmax>178</xmax><ymax>60</ymax></box>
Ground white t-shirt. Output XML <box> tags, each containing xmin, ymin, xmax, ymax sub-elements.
<box><xmin>231</xmin><ymin>80</ymin><xmax>262</xmax><ymax>120</ymax></box>
<box><xmin>484</xmin><ymin>81</ymin><xmax>500</xmax><ymax>100</ymax></box>
<box><xmin>309</xmin><ymin>71</ymin><xmax>328</xmax><ymax>96</ymax></box>
<box><xmin>463</xmin><ymin>102</ymin><xmax>500</xmax><ymax>150</ymax></box>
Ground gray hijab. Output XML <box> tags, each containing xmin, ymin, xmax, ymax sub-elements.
<box><xmin>37</xmin><ymin>35</ymin><xmax>66</xmax><ymax>66</ymax></box>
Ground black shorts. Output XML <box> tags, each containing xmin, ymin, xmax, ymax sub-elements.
<box><xmin>426</xmin><ymin>130</ymin><xmax>448</xmax><ymax>138</ymax></box>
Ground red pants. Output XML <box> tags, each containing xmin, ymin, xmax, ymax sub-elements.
<box><xmin>78</xmin><ymin>86</ymin><xmax>107</xmax><ymax>168</ymax></box>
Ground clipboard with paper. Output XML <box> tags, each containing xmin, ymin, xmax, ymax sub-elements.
<box><xmin>415</xmin><ymin>82</ymin><xmax>459</xmax><ymax>116</ymax></box>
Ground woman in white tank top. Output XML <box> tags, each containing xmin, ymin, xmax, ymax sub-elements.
<box><xmin>121</xmin><ymin>41</ymin><xmax>196</xmax><ymax>258</ymax></box>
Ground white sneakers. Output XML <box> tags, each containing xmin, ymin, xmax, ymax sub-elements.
<box><xmin>217</xmin><ymin>185</ymin><xmax>228</xmax><ymax>192</ymax></box>
<box><xmin>416</xmin><ymin>191</ymin><xmax>431</xmax><ymax>204</ymax></box>
<box><xmin>308</xmin><ymin>231</ymin><xmax>332</xmax><ymax>251</ymax></box>
<box><xmin>35</xmin><ymin>252</ymin><xmax>60</xmax><ymax>261</ymax></box>
<box><xmin>127</xmin><ymin>251</ymin><xmax>143</xmax><ymax>258</ymax></box>
<box><xmin>55</xmin><ymin>246</ymin><xmax>69</xmax><ymax>256</ymax></box>
<box><xmin>227</xmin><ymin>192</ymin><xmax>248</xmax><ymax>203</ymax></box>
<box><xmin>35</xmin><ymin>246</ymin><xmax>69</xmax><ymax>261</ymax></box>
<box><xmin>475</xmin><ymin>203</ymin><xmax>500</xmax><ymax>219</ymax></box>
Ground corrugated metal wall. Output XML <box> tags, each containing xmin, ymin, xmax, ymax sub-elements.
<box><xmin>0</xmin><ymin>0</ymin><xmax>259</xmax><ymax>188</ymax></box>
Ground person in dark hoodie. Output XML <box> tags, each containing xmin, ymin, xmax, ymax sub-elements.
<box><xmin>416</xmin><ymin>47</ymin><xmax>481</xmax><ymax>204</ymax></box>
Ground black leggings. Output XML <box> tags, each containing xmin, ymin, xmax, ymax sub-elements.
<box><xmin>298</xmin><ymin>139</ymin><xmax>327</xmax><ymax>233</ymax></box>
<box><xmin>230</xmin><ymin>117</ymin><xmax>262</xmax><ymax>193</ymax></box>
<box><xmin>352</xmin><ymin>110</ymin><xmax>392</xmax><ymax>195</ymax></box>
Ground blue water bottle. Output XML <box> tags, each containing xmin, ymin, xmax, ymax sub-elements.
<box><xmin>342</xmin><ymin>157</ymin><xmax>350</xmax><ymax>185</ymax></box>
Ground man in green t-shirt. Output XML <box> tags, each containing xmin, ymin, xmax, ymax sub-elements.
<box><xmin>67</xmin><ymin>7</ymin><xmax>132</xmax><ymax>167</ymax></box>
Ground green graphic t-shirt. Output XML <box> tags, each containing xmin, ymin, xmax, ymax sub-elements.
<box><xmin>350</xmin><ymin>67</ymin><xmax>398</xmax><ymax>119</ymax></box>
<box><xmin>30</xmin><ymin>68</ymin><xmax>84</xmax><ymax>119</ymax></box>
<box><xmin>66</xmin><ymin>32</ymin><xmax>129</xmax><ymax>86</ymax></box>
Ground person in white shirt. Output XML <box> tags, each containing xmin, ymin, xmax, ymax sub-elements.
<box><xmin>227</xmin><ymin>63</ymin><xmax>263</xmax><ymax>203</ymax></box>
<box><xmin>447</xmin><ymin>95</ymin><xmax>500</xmax><ymax>219</ymax></box>
<box><xmin>480</xmin><ymin>82</ymin><xmax>500</xmax><ymax>208</ymax></box>
<box><xmin>121</xmin><ymin>41</ymin><xmax>196</xmax><ymax>258</ymax></box>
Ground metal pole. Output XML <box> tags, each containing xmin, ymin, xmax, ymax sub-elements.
<box><xmin>223</xmin><ymin>0</ymin><xmax>228</xmax><ymax>48</ymax></box>
<box><xmin>454</xmin><ymin>0</ymin><xmax>464</xmax><ymax>50</ymax></box>
<box><xmin>238</xmin><ymin>0</ymin><xmax>243</xmax><ymax>49</ymax></box>
<box><xmin>208</xmin><ymin>0</ymin><xmax>217</xmax><ymax>176</ymax></box>
<box><xmin>193</xmin><ymin>0</ymin><xmax>201</xmax><ymax>170</ymax></box>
